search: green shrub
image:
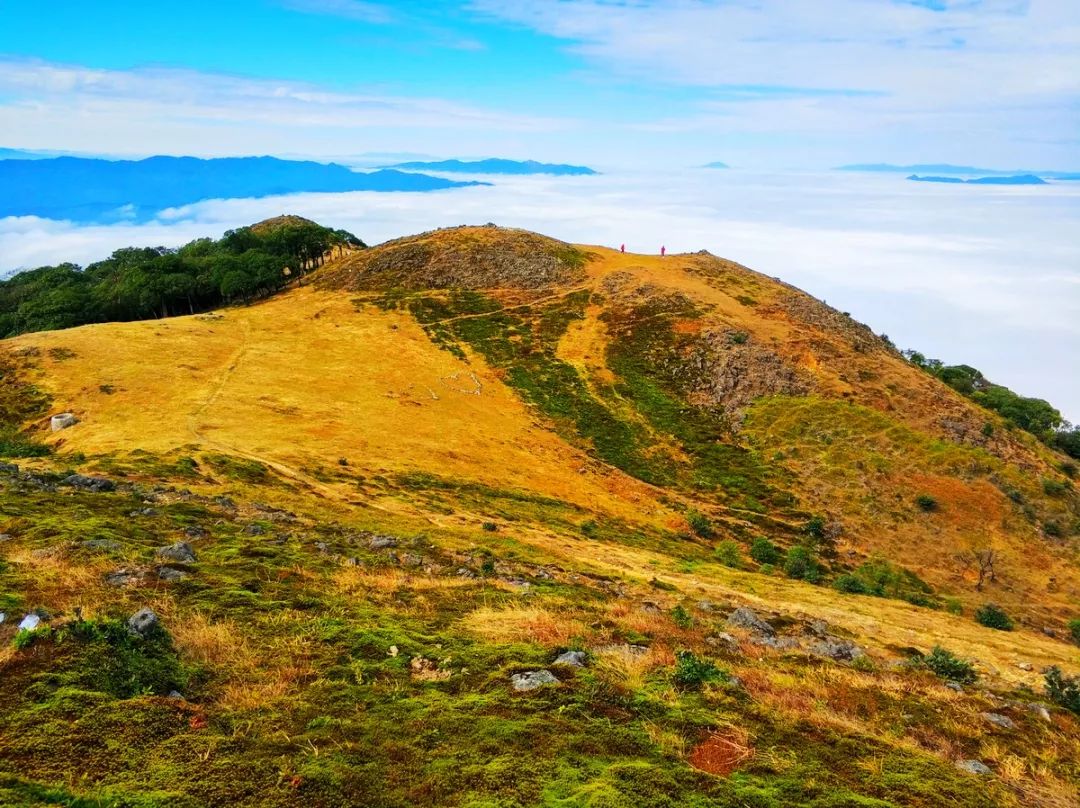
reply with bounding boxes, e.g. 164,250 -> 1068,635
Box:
686,509 -> 713,539
713,540 -> 742,568
944,598 -> 964,616
1044,666 -> 1080,715
12,626 -> 51,650
1068,619 -> 1080,646
923,646 -> 977,684
1061,461 -> 1078,479
783,546 -> 822,583
0,428 -> 51,458
975,603 -> 1013,631
915,494 -> 939,512
833,574 -> 869,595
981,422 -> 994,437
580,519 -> 598,537
1042,478 -> 1068,497
749,536 -> 781,566
1043,520 -> 1065,538
672,651 -> 723,688
481,522 -> 498,532
804,516 -> 827,542
670,605 -> 693,629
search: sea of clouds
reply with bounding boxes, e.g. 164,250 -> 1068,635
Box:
2,170 -> 1078,420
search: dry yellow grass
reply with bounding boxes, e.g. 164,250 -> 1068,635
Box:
459,604 -> 586,646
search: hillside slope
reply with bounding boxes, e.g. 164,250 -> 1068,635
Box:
1,223 -> 1078,807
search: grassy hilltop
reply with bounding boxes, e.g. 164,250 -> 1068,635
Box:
0,222 -> 1078,807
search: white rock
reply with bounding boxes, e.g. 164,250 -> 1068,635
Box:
18,614 -> 41,631
50,413 -> 78,432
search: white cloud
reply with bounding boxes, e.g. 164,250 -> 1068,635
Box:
0,58 -> 572,158
3,170 -> 1078,417
469,0 -> 1080,166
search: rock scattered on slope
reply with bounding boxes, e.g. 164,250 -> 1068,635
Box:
156,542 -> 196,563
982,712 -> 1016,731
956,760 -> 992,776
17,614 -> 41,631
808,637 -> 865,661
105,568 -> 147,587
511,670 -> 559,691
50,413 -> 78,431
554,650 -> 587,667
127,608 -> 159,637
62,474 -> 115,493
726,607 -> 774,636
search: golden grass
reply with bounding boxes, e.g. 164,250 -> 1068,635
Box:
459,605 -> 586,646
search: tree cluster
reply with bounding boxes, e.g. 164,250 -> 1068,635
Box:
902,350 -> 1080,460
0,220 -> 364,337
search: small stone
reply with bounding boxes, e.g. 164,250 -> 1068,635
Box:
158,567 -> 189,582
0,463 -> 19,475
244,524 -> 266,536
17,614 -> 41,631
79,539 -> 121,552
184,526 -> 208,539
314,541 -> 330,553
982,712 -> 1016,731
0,533 -> 12,542
156,542 -> 196,563
705,633 -> 741,653
945,681 -> 964,692
105,568 -> 145,587
50,413 -> 78,431
400,552 -> 424,567
1016,661 -> 1034,671
0,612 -> 5,624
167,690 -> 185,700
369,536 -> 398,550
956,760 -> 992,776
808,637 -> 865,661
807,619 -> 829,637
62,474 -> 115,492
1026,703 -> 1052,722
511,670 -> 559,691
554,650 -> 587,667
388,645 -> 399,658
343,557 -> 361,566
127,607 -> 159,637
726,606 -> 774,636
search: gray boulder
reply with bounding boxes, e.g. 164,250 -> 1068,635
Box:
369,536 -> 398,550
0,463 -> 19,475
105,568 -> 146,587
705,633 -> 741,653
158,567 -> 189,582
511,670 -> 559,691
554,650 -> 587,667
79,539 -> 121,552
726,607 -> 774,635
808,637 -> 865,661
127,608 -> 160,637
956,760 -> 992,776
156,541 -> 196,563
62,474 -> 115,493
982,712 -> 1016,731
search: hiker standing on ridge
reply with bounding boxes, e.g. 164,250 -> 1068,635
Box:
660,245 -> 666,257
620,243 -> 625,253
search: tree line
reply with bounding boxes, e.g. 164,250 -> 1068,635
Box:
0,219 -> 364,337
903,350 -> 1080,461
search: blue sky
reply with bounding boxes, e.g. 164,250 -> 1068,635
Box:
1,0 -> 1077,168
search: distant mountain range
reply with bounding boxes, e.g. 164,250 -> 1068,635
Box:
0,155 -> 487,222
837,163 -> 1080,180
907,174 -> 1048,186
702,162 -> 730,169
385,158 -> 597,176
